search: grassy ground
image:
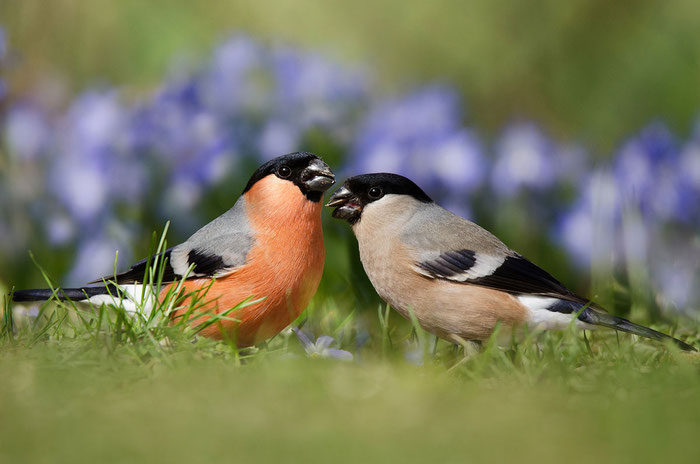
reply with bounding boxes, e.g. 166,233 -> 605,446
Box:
2,284 -> 699,463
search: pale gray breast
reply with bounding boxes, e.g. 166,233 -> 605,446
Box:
352,195 -> 421,306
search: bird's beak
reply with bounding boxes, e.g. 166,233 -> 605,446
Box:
302,159 -> 335,192
325,185 -> 352,207
326,185 -> 362,222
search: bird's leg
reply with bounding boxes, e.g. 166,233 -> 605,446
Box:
446,335 -> 483,372
432,335 -> 439,357
448,334 -> 482,358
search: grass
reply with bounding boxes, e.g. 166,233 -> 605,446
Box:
1,345 -> 699,463
2,244 -> 699,463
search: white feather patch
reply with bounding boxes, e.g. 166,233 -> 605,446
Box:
413,253 -> 505,281
455,253 -> 505,281
518,295 -> 596,330
86,284 -> 156,315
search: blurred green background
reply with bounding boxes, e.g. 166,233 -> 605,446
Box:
3,0 -> 700,152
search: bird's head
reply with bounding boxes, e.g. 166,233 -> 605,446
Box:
326,173 -> 433,225
243,152 -> 335,203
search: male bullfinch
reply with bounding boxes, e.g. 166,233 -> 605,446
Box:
13,152 -> 335,347
327,173 -> 696,351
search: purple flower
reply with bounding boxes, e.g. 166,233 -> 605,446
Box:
679,140 -> 700,191
66,236 -> 125,285
257,119 -> 300,161
271,46 -> 369,130
3,103 -> 51,160
555,201 -> 594,267
649,239 -> 700,312
354,86 -> 461,147
348,86 -> 487,216
491,122 -> 557,196
678,133 -> 700,222
48,92 -> 119,222
555,143 -> 590,184
201,36 -> 271,116
554,170 -> 622,267
132,79 -> 239,212
613,122 -> 693,222
45,213 -> 76,245
0,27 -> 6,62
293,328 -> 354,361
50,157 -> 109,222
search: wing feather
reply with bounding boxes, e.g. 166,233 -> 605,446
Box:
415,251 -> 593,311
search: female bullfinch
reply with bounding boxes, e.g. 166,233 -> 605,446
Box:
13,152 -> 335,347
327,173 -> 696,351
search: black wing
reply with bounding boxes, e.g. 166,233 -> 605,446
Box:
185,249 -> 228,277
89,248 -> 180,285
416,250 -> 697,351
89,246 -> 235,285
418,250 -> 576,299
470,254 -> 572,297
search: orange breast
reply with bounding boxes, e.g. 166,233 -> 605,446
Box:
163,176 -> 325,347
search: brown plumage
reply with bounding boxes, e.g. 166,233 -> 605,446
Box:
328,173 -> 696,351
353,197 -> 528,341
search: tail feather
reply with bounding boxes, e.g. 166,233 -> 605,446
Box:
582,309 -> 696,352
12,286 -> 113,303
11,284 -> 153,315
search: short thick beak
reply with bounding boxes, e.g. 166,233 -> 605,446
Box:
302,159 -> 335,192
326,185 -> 362,222
325,185 -> 352,207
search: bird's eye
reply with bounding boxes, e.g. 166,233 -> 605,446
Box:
368,186 -> 383,200
278,165 -> 292,178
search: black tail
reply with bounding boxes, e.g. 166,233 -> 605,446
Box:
582,308 -> 696,352
12,286 -> 113,303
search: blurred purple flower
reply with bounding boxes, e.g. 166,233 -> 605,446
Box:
46,213 -> 76,246
0,26 -> 7,62
678,131 -> 700,222
348,86 -> 486,215
5,31 -> 700,315
66,236 -> 124,284
554,144 -> 590,184
679,140 -> 700,191
0,26 -> 6,100
555,170 -> 621,267
613,122 -> 693,222
556,201 -> 593,267
355,86 -> 460,146
257,118 -> 300,161
650,239 -> 700,312
49,91 -> 126,222
293,328 -> 354,361
132,78 -> 239,213
201,36 -> 271,116
3,103 -> 51,160
271,46 -> 369,130
491,122 -> 557,196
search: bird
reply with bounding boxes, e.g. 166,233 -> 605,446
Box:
12,152 -> 335,347
326,172 -> 696,352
